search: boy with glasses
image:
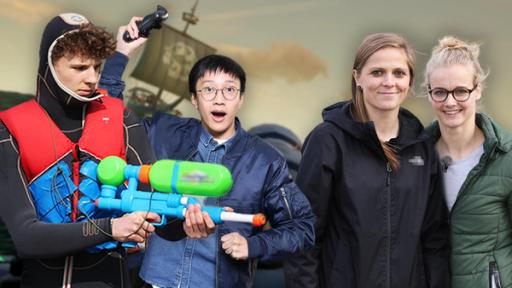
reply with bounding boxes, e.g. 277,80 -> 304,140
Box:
100,54 -> 315,288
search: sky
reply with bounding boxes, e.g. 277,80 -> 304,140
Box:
1,0 -> 512,141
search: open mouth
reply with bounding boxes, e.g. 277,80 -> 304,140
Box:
211,111 -> 227,121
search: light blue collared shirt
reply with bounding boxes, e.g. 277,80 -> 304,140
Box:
144,127 -> 236,288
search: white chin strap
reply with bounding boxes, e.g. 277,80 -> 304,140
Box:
47,32 -> 104,103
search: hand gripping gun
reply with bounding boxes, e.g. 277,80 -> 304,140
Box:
95,156 -> 266,227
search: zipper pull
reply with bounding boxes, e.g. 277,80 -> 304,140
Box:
386,162 -> 391,186
489,261 -> 502,288
280,188 -> 293,219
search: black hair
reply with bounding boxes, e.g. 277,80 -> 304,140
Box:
188,54 -> 246,95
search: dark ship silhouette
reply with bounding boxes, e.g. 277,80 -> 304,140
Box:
126,0 -> 216,117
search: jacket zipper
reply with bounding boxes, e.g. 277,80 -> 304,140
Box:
489,261 -> 502,288
280,187 -> 293,219
386,162 -> 392,288
450,146 -> 494,215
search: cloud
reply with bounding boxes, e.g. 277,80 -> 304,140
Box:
238,76 -> 340,141
216,42 -> 328,83
0,0 -> 59,24
202,1 -> 316,21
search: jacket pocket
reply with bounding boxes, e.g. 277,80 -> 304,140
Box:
489,261 -> 502,288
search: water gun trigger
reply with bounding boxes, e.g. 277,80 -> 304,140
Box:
150,215 -> 167,227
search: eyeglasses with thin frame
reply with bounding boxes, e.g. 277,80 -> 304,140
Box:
427,84 -> 478,102
196,86 -> 241,101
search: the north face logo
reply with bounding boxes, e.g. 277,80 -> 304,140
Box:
408,156 -> 424,166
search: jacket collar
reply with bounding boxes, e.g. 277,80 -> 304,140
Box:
198,125 -> 237,153
322,101 -> 428,150
426,113 -> 512,155
187,117 -> 247,161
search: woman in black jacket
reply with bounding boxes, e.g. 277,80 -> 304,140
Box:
288,33 -> 450,288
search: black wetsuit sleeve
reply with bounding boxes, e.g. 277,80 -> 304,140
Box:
123,108 -> 155,165
0,123 -> 113,259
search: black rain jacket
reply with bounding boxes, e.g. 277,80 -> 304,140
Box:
289,101 -> 450,288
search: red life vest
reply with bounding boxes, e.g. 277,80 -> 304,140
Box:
0,96 -> 126,183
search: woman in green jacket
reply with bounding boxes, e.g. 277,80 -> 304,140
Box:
425,35 -> 512,287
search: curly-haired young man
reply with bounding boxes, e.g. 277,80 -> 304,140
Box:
0,13 -> 188,287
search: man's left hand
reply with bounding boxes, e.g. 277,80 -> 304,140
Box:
115,16 -> 147,56
221,232 -> 248,260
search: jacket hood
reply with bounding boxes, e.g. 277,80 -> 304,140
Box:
322,101 -> 428,148
37,13 -> 104,107
478,113 -> 512,153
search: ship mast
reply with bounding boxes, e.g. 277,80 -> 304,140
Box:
155,0 -> 200,110
182,0 -> 199,34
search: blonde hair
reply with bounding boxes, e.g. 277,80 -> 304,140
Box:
424,36 -> 488,90
351,33 -> 415,171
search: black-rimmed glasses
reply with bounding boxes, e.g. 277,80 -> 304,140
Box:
196,86 -> 240,101
428,85 -> 478,102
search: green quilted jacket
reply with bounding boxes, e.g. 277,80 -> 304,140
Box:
428,113 -> 512,288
